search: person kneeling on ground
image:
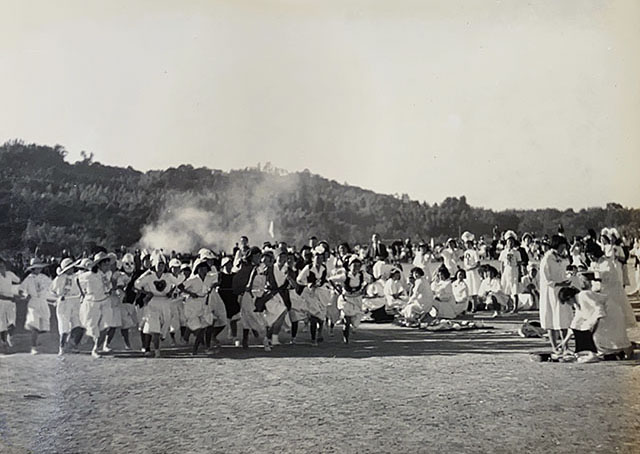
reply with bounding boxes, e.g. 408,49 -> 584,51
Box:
558,286 -> 634,361
399,267 -> 435,327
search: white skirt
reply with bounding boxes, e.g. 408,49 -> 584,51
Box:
400,301 -> 426,320
167,298 -> 185,333
289,291 -> 308,323
337,294 -> 363,327
25,298 -> 51,332
501,269 -> 520,296
240,292 -> 266,336
140,297 -> 172,336
302,288 -> 326,320
80,298 -> 108,339
0,299 -> 16,332
465,269 -> 482,296
264,294 -> 287,327
539,287 -> 572,330
56,297 -> 82,334
184,298 -> 213,331
208,291 -> 228,328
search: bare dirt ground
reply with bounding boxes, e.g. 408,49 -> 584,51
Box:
1,310 -> 639,454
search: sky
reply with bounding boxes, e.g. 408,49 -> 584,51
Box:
1,0 -> 639,210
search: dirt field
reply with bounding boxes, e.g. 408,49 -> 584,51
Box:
0,312 -> 639,454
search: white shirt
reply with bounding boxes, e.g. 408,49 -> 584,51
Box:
463,248 -> 480,271
134,270 -> 180,297
452,279 -> 469,303
182,275 -> 210,299
383,279 -> 404,304
0,271 -> 20,299
20,273 -> 53,303
77,270 -> 110,301
51,273 -> 83,302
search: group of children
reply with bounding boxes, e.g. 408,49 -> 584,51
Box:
0,227 -> 636,362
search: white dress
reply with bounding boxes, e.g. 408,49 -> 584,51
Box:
432,280 -> 457,319
452,279 -> 469,315
478,277 -> 510,310
593,257 -> 637,329
0,271 -> 19,332
77,270 -> 110,338
182,275 -> 214,331
336,272 -> 368,327
135,270 -> 180,336
539,250 -> 572,330
572,290 -> 631,355
50,272 -> 83,334
462,248 -> 482,296
400,278 -> 435,320
296,264 -> 328,320
383,278 -> 408,311
441,248 -> 460,276
20,273 -> 53,332
498,247 -> 521,296
204,270 -> 228,328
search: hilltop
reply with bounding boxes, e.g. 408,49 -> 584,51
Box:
1,140 -> 638,254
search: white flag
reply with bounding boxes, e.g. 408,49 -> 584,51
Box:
268,220 -> 275,239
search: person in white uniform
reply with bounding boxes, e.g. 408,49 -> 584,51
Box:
400,267 -> 436,324
538,235 -> 572,353
461,231 -> 481,312
50,258 -> 84,355
441,239 -> 461,277
296,249 -> 329,346
20,258 -> 54,355
331,256 -> 369,344
134,252 -> 180,357
0,257 -> 20,352
498,231 -> 522,312
181,258 -> 215,355
77,252 -> 113,358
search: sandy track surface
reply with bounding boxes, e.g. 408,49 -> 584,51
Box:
0,313 -> 639,454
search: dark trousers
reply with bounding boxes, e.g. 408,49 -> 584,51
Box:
573,329 -> 597,353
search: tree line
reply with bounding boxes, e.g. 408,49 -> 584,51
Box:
1,140 -> 638,255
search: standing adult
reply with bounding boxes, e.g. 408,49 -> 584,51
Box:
539,235 -> 572,352
367,233 -> 389,262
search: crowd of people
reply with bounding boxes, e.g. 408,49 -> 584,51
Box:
0,227 -> 637,362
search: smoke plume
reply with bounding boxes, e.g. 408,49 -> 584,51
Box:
139,170 -> 300,254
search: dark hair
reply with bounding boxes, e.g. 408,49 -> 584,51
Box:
338,242 -> 352,253
438,266 -> 451,280
558,286 -> 580,303
484,265 -> 499,278
409,267 -> 425,277
550,234 -> 568,251
456,269 -> 466,279
585,241 -> 604,259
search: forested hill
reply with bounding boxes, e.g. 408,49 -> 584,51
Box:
1,141 -> 638,255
